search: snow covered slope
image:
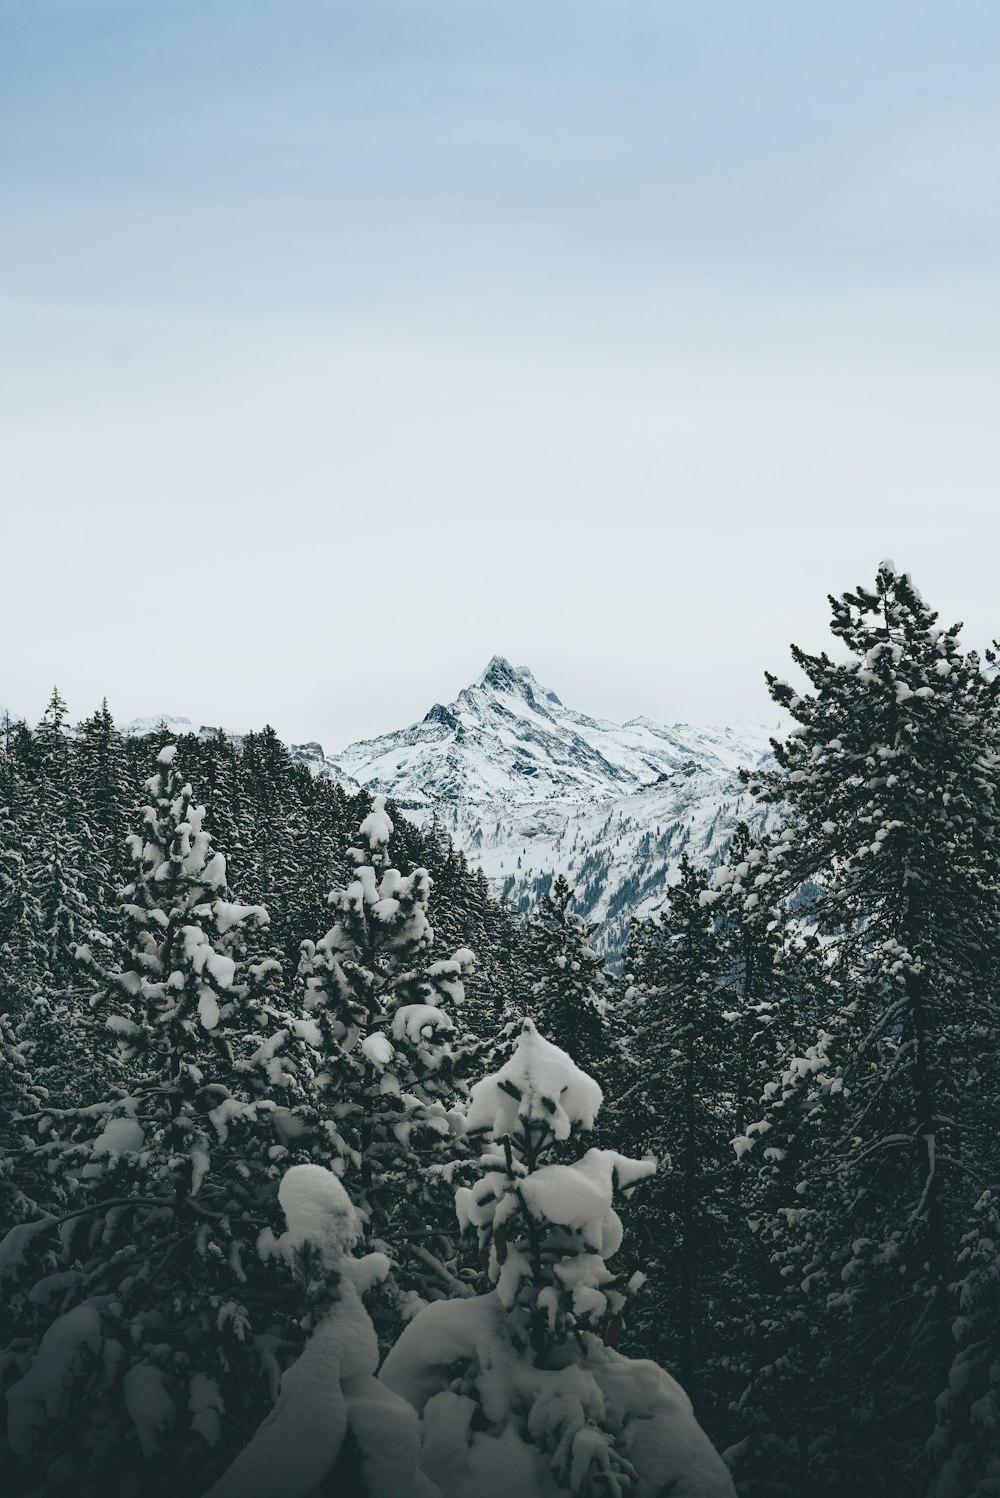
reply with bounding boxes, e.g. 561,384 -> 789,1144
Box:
320,659 -> 781,954
122,714 -> 198,736
328,656 -> 775,810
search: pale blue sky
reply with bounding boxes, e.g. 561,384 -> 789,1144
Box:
3,1 -> 999,746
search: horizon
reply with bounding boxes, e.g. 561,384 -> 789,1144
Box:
4,649 -> 791,753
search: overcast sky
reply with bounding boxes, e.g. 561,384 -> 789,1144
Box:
3,1 -> 999,748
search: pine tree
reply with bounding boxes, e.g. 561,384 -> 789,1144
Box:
0,743 -> 339,1495
0,801 -> 45,1013
702,823 -> 826,1494
738,561 -> 1000,1493
379,1019 -> 737,1497
74,700 -> 133,901
297,793 -> 476,1329
202,1164 -> 427,1498
928,1185 -> 1000,1498
617,855 -> 732,1419
28,689 -> 103,984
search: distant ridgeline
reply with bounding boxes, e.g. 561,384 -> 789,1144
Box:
3,562 -> 1000,1498
291,656 -> 782,957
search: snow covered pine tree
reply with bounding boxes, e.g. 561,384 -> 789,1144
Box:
380,1019 -> 736,1497
296,793 -> 476,1333
617,855 -> 735,1430
734,561 -> 1000,1494
203,1163 -> 435,1498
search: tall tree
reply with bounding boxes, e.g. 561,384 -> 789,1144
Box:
738,561 -> 1000,1494
297,794 -> 476,1331
380,1019 -> 736,1497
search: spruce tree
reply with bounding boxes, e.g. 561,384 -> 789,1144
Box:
738,561 -> 1000,1493
297,793 -> 476,1329
74,700 -> 133,901
618,855 -> 732,1419
928,1185 -> 1000,1498
380,1019 -> 737,1497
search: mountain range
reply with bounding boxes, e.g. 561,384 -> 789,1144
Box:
295,656 -> 781,955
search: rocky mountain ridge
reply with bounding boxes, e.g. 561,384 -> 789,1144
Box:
309,657 -> 781,954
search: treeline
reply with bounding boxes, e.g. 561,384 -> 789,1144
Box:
2,561 -> 1000,1497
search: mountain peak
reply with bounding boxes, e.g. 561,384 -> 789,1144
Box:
475,656 -> 562,706
477,655 -> 520,690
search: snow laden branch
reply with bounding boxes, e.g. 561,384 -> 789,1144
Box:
380,1020 -> 736,1498
205,1164 -> 433,1498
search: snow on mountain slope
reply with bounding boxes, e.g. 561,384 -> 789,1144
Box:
329,656 -> 776,810
436,761 -> 771,956
122,714 -> 199,736
323,658 -> 782,954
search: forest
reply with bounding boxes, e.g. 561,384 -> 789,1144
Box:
2,561 -> 999,1498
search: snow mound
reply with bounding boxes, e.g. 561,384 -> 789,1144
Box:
207,1163 -> 433,1498
466,1019 -> 602,1140
277,1162 -> 360,1267
380,1293 -> 736,1498
5,1303 -> 104,1455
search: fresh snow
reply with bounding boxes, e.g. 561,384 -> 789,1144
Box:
122,1363 -> 176,1458
380,1293 -> 736,1498
5,1304 -> 104,1455
465,1019 -> 603,1141
206,1164 -> 434,1498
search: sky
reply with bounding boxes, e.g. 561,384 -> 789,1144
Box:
3,0 -> 1000,749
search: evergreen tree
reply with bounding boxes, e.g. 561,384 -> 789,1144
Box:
27,689 -> 103,984
202,1165 -> 428,1498
0,802 -> 45,1013
703,824 -> 826,1495
929,1185 -> 1000,1498
525,873 -> 611,1086
0,744 -> 336,1496
297,794 -> 476,1329
380,1019 -> 736,1497
618,856 -> 732,1420
737,561 -> 1000,1494
74,700 -> 133,900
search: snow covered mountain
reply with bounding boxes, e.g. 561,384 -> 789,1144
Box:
316,657 -> 781,955
104,661 -> 781,954
328,656 -> 775,809
122,714 -> 201,737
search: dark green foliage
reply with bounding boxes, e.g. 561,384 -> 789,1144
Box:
0,719 -> 525,1496
615,856 -> 732,1425
524,873 -> 612,1086
733,563 -> 1000,1496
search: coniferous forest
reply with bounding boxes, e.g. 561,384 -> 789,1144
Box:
3,562 -> 1000,1497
